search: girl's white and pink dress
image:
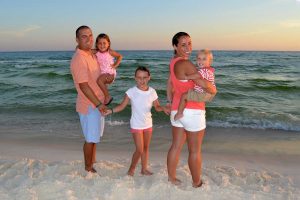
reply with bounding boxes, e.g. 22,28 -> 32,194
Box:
96,51 -> 116,77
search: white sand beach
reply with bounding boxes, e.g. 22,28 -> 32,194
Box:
1,125 -> 300,200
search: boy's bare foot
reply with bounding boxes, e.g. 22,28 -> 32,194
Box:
141,169 -> 153,176
174,113 -> 183,121
168,177 -> 182,185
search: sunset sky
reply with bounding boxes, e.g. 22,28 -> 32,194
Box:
1,0 -> 300,51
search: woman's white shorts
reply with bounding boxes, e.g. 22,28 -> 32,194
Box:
170,109 -> 206,132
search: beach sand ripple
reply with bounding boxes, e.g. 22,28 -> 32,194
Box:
0,157 -> 299,200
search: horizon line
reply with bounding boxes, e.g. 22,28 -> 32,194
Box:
1,49 -> 300,53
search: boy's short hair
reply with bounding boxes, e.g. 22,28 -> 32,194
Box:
198,49 -> 213,64
135,66 -> 150,76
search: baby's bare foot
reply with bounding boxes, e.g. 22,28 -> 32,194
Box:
174,113 -> 183,121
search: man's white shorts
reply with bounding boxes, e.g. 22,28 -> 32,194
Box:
79,106 -> 104,143
170,109 -> 206,132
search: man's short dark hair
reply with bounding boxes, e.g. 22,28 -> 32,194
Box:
76,25 -> 90,38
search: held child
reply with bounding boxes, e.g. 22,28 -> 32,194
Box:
104,66 -> 169,176
95,33 -> 123,105
174,49 -> 217,121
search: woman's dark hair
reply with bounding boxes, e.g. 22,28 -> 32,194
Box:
95,33 -> 111,51
135,66 -> 150,77
172,32 -> 190,54
76,25 -> 90,38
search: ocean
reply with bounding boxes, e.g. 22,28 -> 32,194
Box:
0,50 -> 299,133
1,50 -> 300,199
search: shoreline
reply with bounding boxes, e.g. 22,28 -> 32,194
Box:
2,125 -> 300,155
1,126 -> 300,182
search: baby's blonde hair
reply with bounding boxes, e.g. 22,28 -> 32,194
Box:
198,49 -> 213,65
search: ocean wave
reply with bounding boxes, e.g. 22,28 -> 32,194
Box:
117,76 -> 133,81
121,59 -> 137,64
105,120 -> 128,126
217,64 -> 256,68
208,116 -> 300,132
216,91 -> 248,99
252,84 -> 299,92
48,55 -> 72,60
23,71 -> 73,80
249,78 -> 293,83
35,63 -> 68,68
0,82 -> 36,92
0,104 -> 75,114
1,59 -> 66,64
206,107 -> 300,131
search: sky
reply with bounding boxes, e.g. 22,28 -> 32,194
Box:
0,0 -> 300,51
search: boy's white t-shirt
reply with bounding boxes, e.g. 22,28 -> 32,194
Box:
126,86 -> 158,129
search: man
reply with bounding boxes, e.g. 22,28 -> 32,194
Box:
70,25 -> 106,173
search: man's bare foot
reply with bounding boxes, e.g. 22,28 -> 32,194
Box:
85,167 -> 97,173
141,169 -> 153,176
168,177 -> 182,185
174,113 -> 183,121
192,180 -> 203,188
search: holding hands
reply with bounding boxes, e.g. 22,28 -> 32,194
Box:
162,104 -> 171,115
102,108 -> 113,116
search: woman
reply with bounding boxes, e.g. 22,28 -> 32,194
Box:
166,32 -> 217,187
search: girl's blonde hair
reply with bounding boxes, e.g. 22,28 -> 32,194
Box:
198,49 -> 213,65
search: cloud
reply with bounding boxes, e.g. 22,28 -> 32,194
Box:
280,20 -> 300,28
0,25 -> 41,37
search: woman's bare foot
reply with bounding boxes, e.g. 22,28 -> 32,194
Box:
192,180 -> 203,188
141,169 -> 153,176
85,167 -> 97,173
168,177 -> 182,185
174,113 -> 183,121
127,165 -> 136,176
127,169 -> 135,176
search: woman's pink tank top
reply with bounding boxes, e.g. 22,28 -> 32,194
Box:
170,57 -> 205,111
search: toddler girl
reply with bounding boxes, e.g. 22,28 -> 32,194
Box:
95,33 -> 123,105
